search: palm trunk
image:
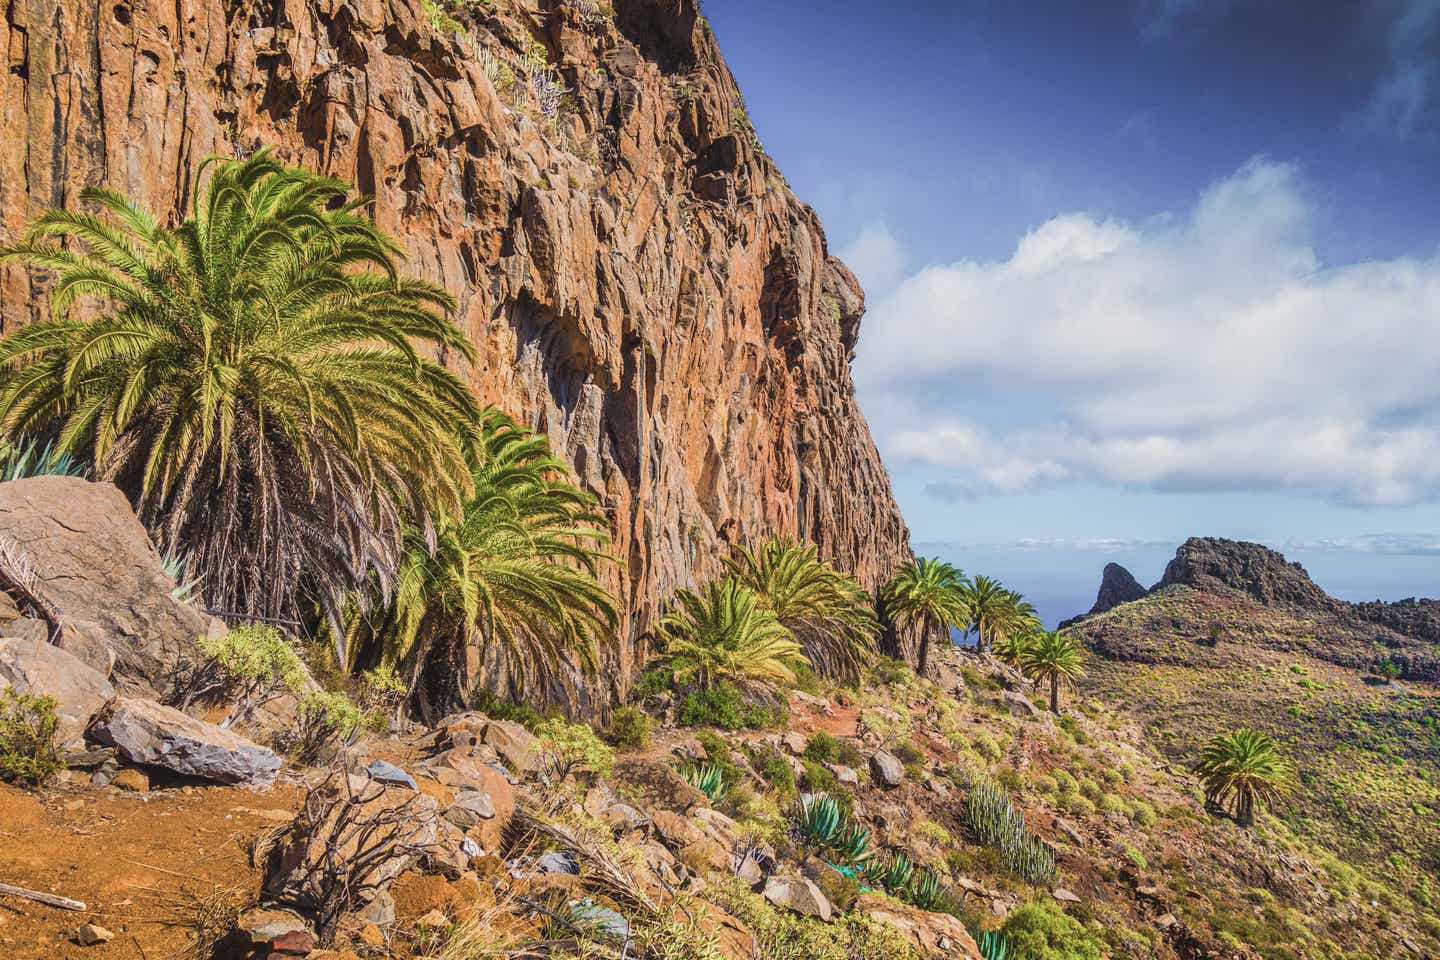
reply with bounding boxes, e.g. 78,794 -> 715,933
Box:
1049,673 -> 1059,714
1237,793 -> 1255,828
918,613 -> 933,676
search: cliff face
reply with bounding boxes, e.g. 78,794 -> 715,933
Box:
1155,537 -> 1335,611
0,0 -> 912,692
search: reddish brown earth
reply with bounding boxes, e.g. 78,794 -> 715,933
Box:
0,0 -> 914,695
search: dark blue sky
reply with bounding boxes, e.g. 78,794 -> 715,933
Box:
706,1 -> 1440,620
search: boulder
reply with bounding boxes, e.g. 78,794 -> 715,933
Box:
89,697 -> 281,787
651,809 -> 704,849
827,763 -> 859,786
0,477 -> 224,694
1001,689 -> 1046,720
869,749 -> 904,788
854,893 -> 983,958
762,875 -> 832,921
479,720 -> 539,773
0,635 -> 114,746
614,758 -> 707,812
365,759 -> 417,790
781,730 -> 808,754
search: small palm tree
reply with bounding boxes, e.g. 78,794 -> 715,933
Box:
723,538 -> 879,683
991,629 -> 1033,667
349,409 -> 618,717
1197,728 -> 1295,828
0,150 -> 476,627
1017,630 -> 1085,714
658,577 -> 808,691
883,558 -> 970,675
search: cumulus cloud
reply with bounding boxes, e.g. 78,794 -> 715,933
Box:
854,158 -> 1440,506
1280,534 -> 1440,556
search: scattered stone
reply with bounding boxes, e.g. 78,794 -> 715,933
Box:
233,908 -> 310,945
614,758 -> 706,813
762,875 -> 832,921
569,898 -> 630,942
869,749 -> 904,788
1052,887 -> 1082,903
1054,816 -> 1084,846
110,767 -> 150,792
366,759 -> 417,790
479,720 -> 539,773
651,809 -> 704,848
0,636 -> 115,746
854,893 -> 982,957
415,909 -> 449,927
537,851 -> 580,874
89,697 -> 281,787
75,923 -> 113,946
679,838 -> 730,873
827,763 -> 859,785
781,730 -> 808,754
601,802 -> 647,833
1001,690 -> 1045,720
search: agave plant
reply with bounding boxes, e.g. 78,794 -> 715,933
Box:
795,792 -> 845,846
964,775 -> 1057,885
680,761 -> 729,804
975,930 -> 1010,960
0,436 -> 86,481
864,850 -> 915,892
832,819 -> 874,865
161,550 -> 201,604
905,866 -> 945,910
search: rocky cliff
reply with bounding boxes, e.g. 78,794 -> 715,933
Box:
0,0 -> 913,691
1154,537 -> 1336,611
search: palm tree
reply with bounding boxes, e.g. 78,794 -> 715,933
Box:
348,409 -> 618,717
882,558 -> 970,675
0,150 -> 476,628
1197,728 -> 1295,828
1017,630 -> 1085,714
990,629 -> 1032,667
963,575 -> 1018,654
723,538 -> 879,683
658,577 -> 808,691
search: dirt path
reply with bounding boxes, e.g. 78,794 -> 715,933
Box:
0,776 -> 300,959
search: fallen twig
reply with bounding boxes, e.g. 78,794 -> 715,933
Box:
0,882 -> 87,912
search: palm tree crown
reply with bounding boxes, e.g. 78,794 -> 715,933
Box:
658,577 -> 808,691
0,150 -> 477,625
1017,630 -> 1085,714
723,538 -> 879,683
883,558 -> 970,675
350,409 -> 618,717
1197,728 -> 1295,828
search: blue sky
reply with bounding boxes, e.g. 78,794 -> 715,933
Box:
706,0 -> 1440,622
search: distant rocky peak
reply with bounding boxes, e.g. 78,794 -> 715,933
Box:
1155,537 -> 1335,610
1089,562 -> 1148,615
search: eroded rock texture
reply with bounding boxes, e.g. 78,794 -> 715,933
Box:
0,0 -> 912,695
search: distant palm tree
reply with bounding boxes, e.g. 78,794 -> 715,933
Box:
658,577 -> 808,691
723,538 -> 879,683
990,629 -> 1032,667
883,558 -> 970,675
963,575 -> 1019,654
1017,630 -> 1085,714
1197,728 -> 1295,828
349,409 -> 618,716
0,150 -> 477,627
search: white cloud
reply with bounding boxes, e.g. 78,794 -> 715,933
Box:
1280,534 -> 1440,556
1360,0 -> 1440,140
837,222 -> 908,298
854,158 -> 1440,506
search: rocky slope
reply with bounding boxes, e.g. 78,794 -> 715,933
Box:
0,0 -> 912,692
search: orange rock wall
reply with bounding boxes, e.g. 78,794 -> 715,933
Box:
0,0 -> 913,694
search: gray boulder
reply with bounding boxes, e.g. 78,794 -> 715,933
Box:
762,875 -> 833,921
0,477 -> 224,694
869,749 -> 904,788
0,635 -> 114,746
89,697 -> 281,787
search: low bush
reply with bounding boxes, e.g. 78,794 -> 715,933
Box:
744,741 -> 797,797
1001,901 -> 1105,960
972,731 -> 1004,761
803,731 -> 838,763
0,687 -> 62,785
356,664 -> 406,733
289,691 -> 363,764
473,689 -> 548,733
605,705 -> 652,748
712,875 -> 919,960
679,682 -> 786,730
176,624 -> 308,724
535,717 -> 615,781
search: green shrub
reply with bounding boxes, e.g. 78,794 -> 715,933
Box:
972,731 -> 1004,761
605,705 -> 652,748
834,738 -> 865,768
1097,793 -> 1127,816
290,691 -> 363,764
632,666 -> 675,699
711,875 -> 919,960
1129,800 -> 1158,828
892,739 -> 927,777
745,741 -> 796,797
679,682 -> 786,730
871,657 -> 913,687
186,624 -> 308,723
799,760 -> 854,813
1001,901 -> 1104,960
803,731 -> 838,763
1051,770 -> 1078,795
0,688 -> 62,785
535,717 -> 615,780
357,664 -> 406,732
473,689 -> 548,733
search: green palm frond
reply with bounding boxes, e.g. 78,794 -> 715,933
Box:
1017,630 -> 1085,714
1197,728 -> 1295,828
723,538 -> 879,684
658,577 -> 808,692
882,557 -> 970,674
0,149 -> 478,633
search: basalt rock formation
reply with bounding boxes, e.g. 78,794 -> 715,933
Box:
1154,537 -> 1336,611
0,0 -> 913,695
1088,561 -> 1147,616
